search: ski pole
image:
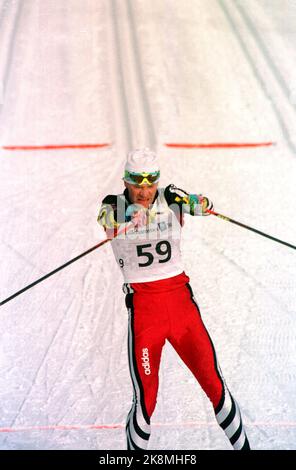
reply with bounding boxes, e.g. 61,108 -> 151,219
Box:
0,223 -> 133,307
206,209 -> 296,251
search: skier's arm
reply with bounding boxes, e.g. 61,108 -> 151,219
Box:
97,195 -> 129,239
97,194 -> 147,238
164,184 -> 213,216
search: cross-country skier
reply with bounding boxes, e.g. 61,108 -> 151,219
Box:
97,148 -> 250,450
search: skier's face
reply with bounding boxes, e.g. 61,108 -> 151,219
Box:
125,181 -> 158,208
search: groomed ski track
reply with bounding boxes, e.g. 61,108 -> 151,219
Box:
0,0 -> 296,450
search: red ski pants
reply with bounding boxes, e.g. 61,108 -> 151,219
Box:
124,273 -> 224,447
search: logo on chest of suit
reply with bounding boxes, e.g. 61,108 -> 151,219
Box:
141,348 -> 151,375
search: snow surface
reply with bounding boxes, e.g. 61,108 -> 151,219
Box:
0,0 -> 296,450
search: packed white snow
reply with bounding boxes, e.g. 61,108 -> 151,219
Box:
0,0 -> 295,450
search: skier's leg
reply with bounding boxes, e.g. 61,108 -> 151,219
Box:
125,292 -> 166,450
168,283 -> 250,450
214,385 -> 250,450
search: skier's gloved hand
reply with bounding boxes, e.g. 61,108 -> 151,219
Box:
126,204 -> 154,228
189,194 -> 213,216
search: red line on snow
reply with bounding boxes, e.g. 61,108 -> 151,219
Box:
0,421 -> 295,434
0,424 -> 124,433
1,142 -> 275,151
2,143 -> 111,151
165,142 -> 275,149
